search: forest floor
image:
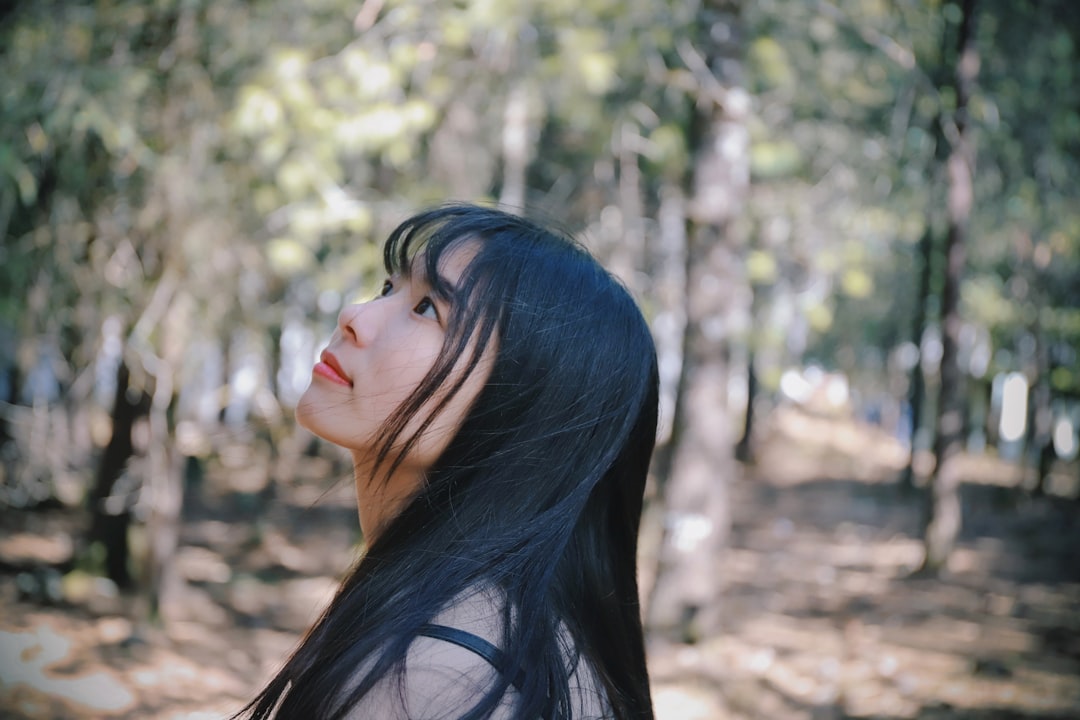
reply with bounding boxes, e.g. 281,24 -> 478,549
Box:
1,406 -> 1078,719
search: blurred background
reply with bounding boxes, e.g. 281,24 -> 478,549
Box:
1,0 -> 1078,717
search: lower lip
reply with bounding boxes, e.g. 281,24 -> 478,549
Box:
313,362 -> 352,387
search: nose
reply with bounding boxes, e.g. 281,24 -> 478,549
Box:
337,299 -> 385,346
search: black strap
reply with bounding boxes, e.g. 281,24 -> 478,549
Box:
416,623 -> 526,691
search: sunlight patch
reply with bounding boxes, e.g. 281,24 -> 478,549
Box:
0,624 -> 134,714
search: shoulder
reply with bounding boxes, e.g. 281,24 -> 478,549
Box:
407,585 -> 516,716
339,642 -> 516,720
418,588 -> 613,718
429,584 -> 508,640
402,631 -> 517,719
339,637 -> 517,720
341,587 -> 516,720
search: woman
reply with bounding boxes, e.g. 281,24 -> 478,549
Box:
237,204 -> 658,720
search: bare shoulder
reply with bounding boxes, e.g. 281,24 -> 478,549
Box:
404,585 -> 516,718
339,587 -> 513,720
339,633 -> 516,720
341,587 -> 608,719
403,632 -> 517,719
428,583 -> 508,642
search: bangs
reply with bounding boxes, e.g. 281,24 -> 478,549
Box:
382,209 -> 486,306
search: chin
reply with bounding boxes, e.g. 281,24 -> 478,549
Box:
294,389 -> 320,435
294,395 -> 364,453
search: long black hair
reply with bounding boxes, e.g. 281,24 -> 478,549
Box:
238,204 -> 658,720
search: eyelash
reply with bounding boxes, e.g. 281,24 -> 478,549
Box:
379,279 -> 439,321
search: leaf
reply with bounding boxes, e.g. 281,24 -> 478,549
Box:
750,140 -> 801,179
267,237 -> 316,276
840,269 -> 873,299
747,250 -> 778,285
9,158 -> 37,205
806,302 -> 833,333
748,37 -> 794,91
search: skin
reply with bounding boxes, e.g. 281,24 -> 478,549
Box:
296,244 -> 492,541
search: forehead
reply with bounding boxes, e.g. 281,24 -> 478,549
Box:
410,238 -> 480,288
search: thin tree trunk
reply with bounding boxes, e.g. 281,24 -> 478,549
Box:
901,14 -> 956,494
498,85 -> 531,212
900,225 -> 934,492
650,183 -> 690,452
607,121 -> 647,289
141,374 -> 183,625
1028,328 -> 1054,496
920,0 -> 979,575
735,349 -> 757,463
137,279 -> 191,625
88,358 -> 150,589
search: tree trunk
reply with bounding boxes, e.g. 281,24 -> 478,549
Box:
135,280 -> 190,625
735,349 -> 757,463
1028,329 -> 1054,496
88,358 -> 150,589
607,121 -> 647,289
141,377 -> 184,624
647,0 -> 748,642
650,182 -> 690,451
901,8 -> 958,494
498,84 -> 531,212
920,0 -> 979,576
900,225 -> 934,492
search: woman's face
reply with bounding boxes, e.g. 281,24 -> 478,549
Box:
296,244 -> 490,472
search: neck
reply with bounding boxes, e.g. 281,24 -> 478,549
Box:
352,453 -> 424,542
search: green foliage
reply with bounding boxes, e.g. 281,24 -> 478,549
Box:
740,0 -> 1080,404
2,0 -> 1078,459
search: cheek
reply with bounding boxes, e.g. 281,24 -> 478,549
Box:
407,349 -> 494,453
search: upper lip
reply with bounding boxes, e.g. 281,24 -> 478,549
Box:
320,349 -> 352,385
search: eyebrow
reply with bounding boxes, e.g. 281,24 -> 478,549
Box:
404,253 -> 460,302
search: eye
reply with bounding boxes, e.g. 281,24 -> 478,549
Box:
379,279 -> 393,297
413,297 -> 439,321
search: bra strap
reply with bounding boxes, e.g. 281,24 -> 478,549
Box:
416,623 -> 525,691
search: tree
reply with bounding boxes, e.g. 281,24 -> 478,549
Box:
0,0 -> 287,618
920,0 -> 979,576
647,0 -> 749,643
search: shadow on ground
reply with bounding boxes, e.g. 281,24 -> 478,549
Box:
2,407 -> 1079,719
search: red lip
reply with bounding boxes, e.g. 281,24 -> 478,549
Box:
315,350 -> 352,387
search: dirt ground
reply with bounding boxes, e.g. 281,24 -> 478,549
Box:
1,407 -> 1078,719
